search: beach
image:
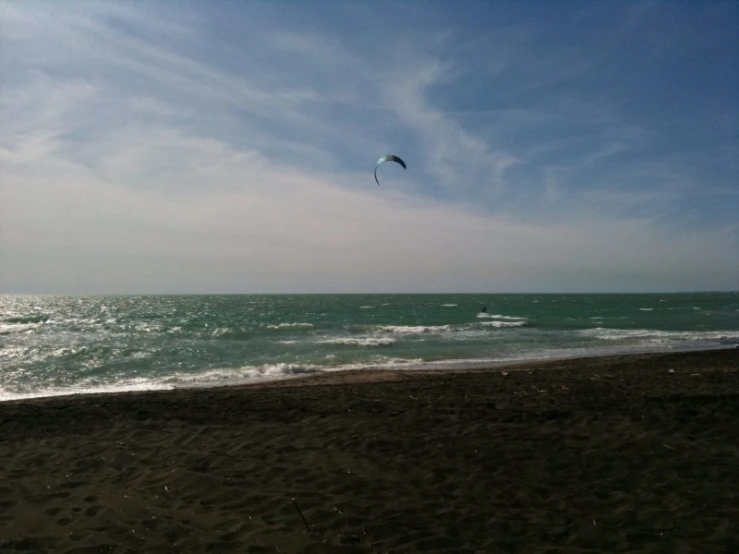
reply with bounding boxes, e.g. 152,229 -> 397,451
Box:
0,348 -> 737,553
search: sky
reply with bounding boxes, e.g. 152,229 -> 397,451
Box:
1,0 -> 737,294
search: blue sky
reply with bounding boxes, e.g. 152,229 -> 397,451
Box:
1,0 -> 737,293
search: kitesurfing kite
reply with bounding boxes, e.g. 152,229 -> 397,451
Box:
374,154 -> 406,185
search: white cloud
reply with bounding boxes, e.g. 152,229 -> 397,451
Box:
1,1 -> 736,293
380,62 -> 521,201
2,124 -> 735,293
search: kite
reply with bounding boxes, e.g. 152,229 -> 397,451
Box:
374,154 -> 406,185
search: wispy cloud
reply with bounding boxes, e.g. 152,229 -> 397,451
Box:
1,0 -> 736,293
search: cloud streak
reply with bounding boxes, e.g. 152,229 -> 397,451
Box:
1,0 -> 737,293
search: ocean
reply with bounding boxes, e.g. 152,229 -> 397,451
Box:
1,293 -> 738,401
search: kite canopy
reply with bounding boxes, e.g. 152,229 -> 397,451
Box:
374,154 -> 407,185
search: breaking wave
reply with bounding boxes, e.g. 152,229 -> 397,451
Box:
319,337 -> 396,347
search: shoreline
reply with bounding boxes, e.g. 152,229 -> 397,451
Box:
2,343 -> 736,405
235,343 -> 737,390
0,348 -> 737,553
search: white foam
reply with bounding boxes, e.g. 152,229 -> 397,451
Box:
639,308 -> 654,311
359,305 -> 373,309
378,325 -> 451,334
134,323 -> 162,333
476,313 -> 526,321
0,379 -> 174,402
479,320 -> 527,328
319,337 -> 396,347
441,304 -> 458,307
3,340 -> 735,402
0,323 -> 40,335
579,327 -> 739,343
0,345 -> 29,363
266,322 -> 314,329
167,363 -> 320,385
322,357 -> 426,371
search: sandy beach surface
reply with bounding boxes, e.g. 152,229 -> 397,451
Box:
1,348 -> 737,553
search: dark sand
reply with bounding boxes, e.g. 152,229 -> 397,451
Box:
1,349 -> 737,553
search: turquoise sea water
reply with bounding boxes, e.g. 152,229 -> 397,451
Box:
1,293 -> 738,401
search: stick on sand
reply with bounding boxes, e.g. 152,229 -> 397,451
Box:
292,497 -> 311,532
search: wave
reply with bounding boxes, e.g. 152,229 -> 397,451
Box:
378,325 -> 452,334
441,304 -> 458,307
3,338 -> 735,402
319,337 -> 396,347
265,322 -> 314,330
372,319 -> 531,335
0,314 -> 51,335
0,323 -> 41,335
3,315 -> 51,324
0,378 -> 174,402
134,323 -> 164,333
479,320 -> 527,328
166,356 -> 438,389
476,313 -> 527,321
639,308 -> 654,311
579,327 -> 739,343
210,327 -> 252,340
166,363 -> 322,386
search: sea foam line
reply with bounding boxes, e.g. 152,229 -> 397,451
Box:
377,325 -> 452,334
319,337 -> 396,347
479,321 -> 527,328
265,322 -> 314,329
476,313 -> 527,321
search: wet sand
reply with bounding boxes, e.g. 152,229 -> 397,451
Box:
0,348 -> 737,553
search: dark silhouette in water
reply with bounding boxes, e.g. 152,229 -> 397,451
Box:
480,306 -> 487,313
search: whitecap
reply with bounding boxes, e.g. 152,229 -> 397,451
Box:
167,363 -> 321,385
479,321 -> 527,328
378,325 -> 451,334
0,378 -> 174,402
579,327 -> 739,344
266,322 -> 314,329
0,323 -> 40,335
319,337 -> 396,347
476,313 -> 527,321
